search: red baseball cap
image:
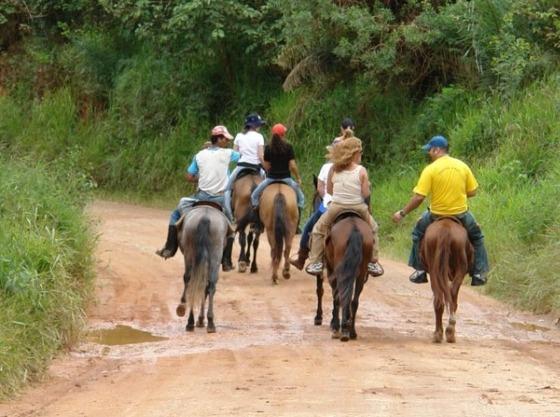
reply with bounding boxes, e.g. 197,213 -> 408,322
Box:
271,123 -> 287,137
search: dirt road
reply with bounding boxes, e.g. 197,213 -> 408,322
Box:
2,200 -> 560,417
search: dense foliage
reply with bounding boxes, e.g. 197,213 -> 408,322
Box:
0,0 -> 559,397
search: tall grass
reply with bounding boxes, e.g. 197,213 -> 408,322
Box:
0,156 -> 95,398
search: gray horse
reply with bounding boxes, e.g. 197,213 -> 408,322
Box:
175,205 -> 230,333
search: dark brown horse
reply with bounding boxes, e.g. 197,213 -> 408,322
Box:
258,183 -> 298,284
232,171 -> 263,273
323,214 -> 373,341
421,217 -> 474,343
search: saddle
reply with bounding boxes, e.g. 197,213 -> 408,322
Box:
332,209 -> 363,226
192,200 -> 224,212
236,166 -> 261,181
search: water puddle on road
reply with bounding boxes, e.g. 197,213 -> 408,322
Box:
87,325 -> 168,346
510,322 -> 550,332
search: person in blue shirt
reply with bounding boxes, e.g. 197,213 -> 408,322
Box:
156,125 -> 240,260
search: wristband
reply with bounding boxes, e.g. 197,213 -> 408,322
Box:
399,209 -> 406,217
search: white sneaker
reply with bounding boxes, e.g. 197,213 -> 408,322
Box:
305,262 -> 323,275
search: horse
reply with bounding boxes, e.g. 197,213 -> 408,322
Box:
420,217 -> 474,343
258,183 -> 298,284
175,204 -> 230,333
322,214 -> 373,341
232,170 -> 263,273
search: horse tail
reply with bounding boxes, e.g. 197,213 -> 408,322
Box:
186,217 -> 211,309
272,193 -> 287,263
335,225 -> 363,310
431,230 -> 452,312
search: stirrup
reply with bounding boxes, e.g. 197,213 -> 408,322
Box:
409,270 -> 428,284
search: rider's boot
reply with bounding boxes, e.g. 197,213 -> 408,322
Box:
289,247 -> 309,271
155,225 -> 178,259
221,235 -> 235,272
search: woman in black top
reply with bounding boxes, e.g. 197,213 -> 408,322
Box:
250,123 -> 305,210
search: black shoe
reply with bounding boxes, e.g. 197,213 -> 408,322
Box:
409,270 -> 428,284
155,225 -> 178,260
471,273 -> 487,286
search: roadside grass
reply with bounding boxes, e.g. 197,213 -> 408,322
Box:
0,157 -> 95,399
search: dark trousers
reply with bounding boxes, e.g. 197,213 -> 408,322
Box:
409,210 -> 489,276
300,208 -> 324,250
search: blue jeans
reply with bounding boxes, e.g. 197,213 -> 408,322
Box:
169,190 -> 227,224
299,208 -> 323,250
409,210 -> 489,276
250,177 -> 305,208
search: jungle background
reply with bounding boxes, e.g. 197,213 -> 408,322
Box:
0,0 -> 559,398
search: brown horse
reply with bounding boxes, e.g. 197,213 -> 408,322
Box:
421,217 -> 474,343
323,214 -> 373,341
232,171 -> 263,273
258,183 -> 298,284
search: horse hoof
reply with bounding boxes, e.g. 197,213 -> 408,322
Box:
250,266 -> 258,273
186,324 -> 195,332
314,318 -> 322,326
283,271 -> 291,280
176,304 -> 186,317
238,263 -> 247,273
331,330 -> 341,339
432,332 -> 443,343
207,325 -> 216,333
445,327 -> 456,343
222,264 -> 233,272
196,319 -> 204,328
350,332 -> 357,340
340,333 -> 350,342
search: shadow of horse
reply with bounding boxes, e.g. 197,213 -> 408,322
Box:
175,205 -> 230,333
322,214 -> 373,342
232,171 -> 263,273
259,183 -> 298,284
421,217 -> 474,343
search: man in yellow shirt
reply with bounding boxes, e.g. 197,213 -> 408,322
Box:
392,135 -> 489,286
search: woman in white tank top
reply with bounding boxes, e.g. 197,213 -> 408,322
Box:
305,130 -> 384,277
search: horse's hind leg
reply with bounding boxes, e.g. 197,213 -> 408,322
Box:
349,278 -> 365,340
445,279 -> 462,343
282,240 -> 291,280
176,269 -> 190,317
250,229 -> 260,273
315,275 -> 324,326
433,300 -> 444,343
238,230 -> 248,273
329,278 -> 341,338
206,273 -> 218,333
196,289 -> 207,328
186,309 -> 195,332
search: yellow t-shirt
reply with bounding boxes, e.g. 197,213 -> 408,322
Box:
413,155 -> 478,215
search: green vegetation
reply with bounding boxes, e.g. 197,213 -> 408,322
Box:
0,156 -> 95,398
1,0 -> 559,397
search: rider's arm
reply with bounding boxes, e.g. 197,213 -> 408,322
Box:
317,179 -> 326,198
258,144 -> 265,165
186,157 -> 199,184
360,167 -> 371,199
467,189 -> 477,198
326,166 -> 334,195
392,193 -> 425,223
289,160 -> 302,185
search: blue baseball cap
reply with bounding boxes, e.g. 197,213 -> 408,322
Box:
422,135 -> 448,152
244,113 -> 266,128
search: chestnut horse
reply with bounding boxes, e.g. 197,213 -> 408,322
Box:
232,171 -> 263,273
421,217 -> 474,343
258,183 -> 298,284
323,214 -> 373,341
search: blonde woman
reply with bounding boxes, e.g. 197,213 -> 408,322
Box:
305,130 -> 383,277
